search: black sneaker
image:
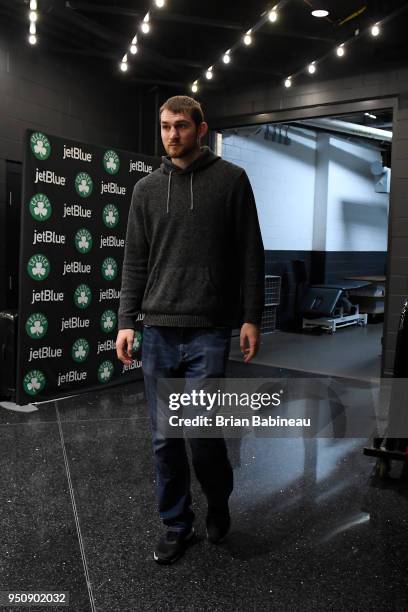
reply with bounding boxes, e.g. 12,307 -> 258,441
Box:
206,504 -> 230,544
153,527 -> 195,565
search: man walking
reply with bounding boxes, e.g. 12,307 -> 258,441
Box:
116,96 -> 264,564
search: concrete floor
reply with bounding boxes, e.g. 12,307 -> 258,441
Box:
230,323 -> 383,381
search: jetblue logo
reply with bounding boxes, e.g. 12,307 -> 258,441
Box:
35,169 -> 66,186
63,145 -> 92,162
129,160 -> 153,174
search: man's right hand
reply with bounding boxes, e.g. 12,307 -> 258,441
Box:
116,329 -> 135,365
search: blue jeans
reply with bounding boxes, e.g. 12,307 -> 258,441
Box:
141,325 -> 234,531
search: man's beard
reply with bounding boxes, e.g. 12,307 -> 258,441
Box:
166,140 -> 198,159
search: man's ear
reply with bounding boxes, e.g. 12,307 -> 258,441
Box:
198,122 -> 209,140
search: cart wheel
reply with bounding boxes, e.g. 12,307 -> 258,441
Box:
377,458 -> 391,479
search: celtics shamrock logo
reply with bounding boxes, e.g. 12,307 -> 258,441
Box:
30,132 -> 51,160
74,228 -> 93,254
25,313 -> 48,339
23,369 -> 46,396
27,254 -> 50,281
100,309 -> 117,333
75,172 -> 93,198
71,338 -> 90,363
103,204 -> 119,228
101,257 -> 118,281
133,331 -> 142,352
29,193 -> 52,221
103,150 -> 120,175
98,360 -> 114,383
74,284 -> 92,309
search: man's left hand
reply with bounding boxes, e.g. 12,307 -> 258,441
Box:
240,322 -> 261,363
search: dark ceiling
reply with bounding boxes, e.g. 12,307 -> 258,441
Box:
1,0 -> 408,94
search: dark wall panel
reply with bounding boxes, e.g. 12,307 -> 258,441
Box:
0,158 -> 6,310
325,252 -> 387,283
383,98 -> 408,374
0,30 -> 147,162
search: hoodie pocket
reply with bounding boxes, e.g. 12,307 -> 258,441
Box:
143,265 -> 223,314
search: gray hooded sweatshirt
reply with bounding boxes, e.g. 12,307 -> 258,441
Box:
118,146 -> 265,329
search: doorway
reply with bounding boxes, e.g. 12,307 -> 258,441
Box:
216,103 -> 394,381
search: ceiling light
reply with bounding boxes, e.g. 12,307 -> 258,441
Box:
206,67 -> 213,80
336,44 -> 345,57
223,51 -> 231,64
268,9 -> 278,22
243,30 -> 252,46
155,0 -> 165,7
29,10 -> 37,22
192,81 -> 198,93
130,44 -> 138,54
371,23 -> 380,37
29,0 -> 37,10
311,9 -> 329,18
28,34 -> 37,45
141,13 -> 150,34
29,22 -> 36,34
308,62 -> 316,74
120,55 -> 128,72
365,112 -> 377,119
284,77 -> 292,88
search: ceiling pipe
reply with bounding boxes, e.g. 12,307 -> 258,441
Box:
298,118 -> 392,142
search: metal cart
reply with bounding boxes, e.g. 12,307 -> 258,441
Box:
232,274 -> 281,337
261,275 -> 281,334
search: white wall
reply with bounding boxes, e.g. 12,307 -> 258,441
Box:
222,127 -> 316,251
222,126 -> 389,252
325,136 -> 389,251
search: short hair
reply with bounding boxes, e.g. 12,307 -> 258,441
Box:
159,95 -> 204,127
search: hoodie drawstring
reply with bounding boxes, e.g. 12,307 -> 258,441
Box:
166,170 -> 173,214
166,170 -> 194,213
190,172 -> 194,210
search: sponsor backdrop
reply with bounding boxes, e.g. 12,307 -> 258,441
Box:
17,130 -> 159,404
